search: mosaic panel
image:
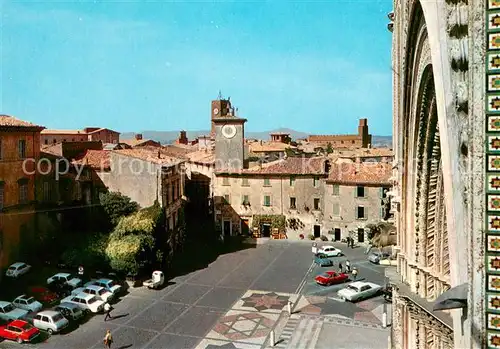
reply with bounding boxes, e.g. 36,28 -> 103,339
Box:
490,0 -> 500,11
488,94 -> 500,113
489,255 -> 500,274
488,293 -> 500,313
488,174 -> 500,192
488,2 -> 500,345
488,235 -> 500,253
489,53 -> 500,72
490,12 -> 500,32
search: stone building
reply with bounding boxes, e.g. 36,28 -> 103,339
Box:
0,115 -> 44,282
214,157 -> 329,238
323,162 -> 392,243
102,148 -> 185,233
389,0 -> 485,348
214,158 -> 391,241
307,118 -> 372,149
41,127 -> 120,145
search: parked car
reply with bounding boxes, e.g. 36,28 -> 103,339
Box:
0,320 -> 40,344
12,295 -> 43,313
315,271 -> 349,286
47,273 -> 82,289
60,294 -> 104,314
86,278 -> 122,295
337,281 -> 383,302
26,310 -> 69,335
317,245 -> 342,257
367,251 -> 391,264
53,303 -> 84,321
5,262 -> 31,278
71,285 -> 113,303
0,301 -> 29,322
314,253 -> 333,267
47,279 -> 73,298
28,287 -> 59,305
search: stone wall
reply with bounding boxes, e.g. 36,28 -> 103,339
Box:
323,183 -> 389,241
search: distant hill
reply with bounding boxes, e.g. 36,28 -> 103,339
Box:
120,129 -> 392,148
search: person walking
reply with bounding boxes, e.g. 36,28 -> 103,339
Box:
103,330 -> 113,348
338,262 -> 343,273
352,268 -> 358,280
104,303 -> 113,321
345,260 -> 351,273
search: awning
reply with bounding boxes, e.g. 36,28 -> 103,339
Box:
433,283 -> 468,311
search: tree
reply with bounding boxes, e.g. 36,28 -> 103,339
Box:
100,192 -> 139,226
105,202 -> 164,274
326,142 -> 334,154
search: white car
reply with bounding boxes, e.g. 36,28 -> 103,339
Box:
86,278 -> 122,295
61,293 -> 104,314
318,245 -> 342,257
5,262 -> 31,278
71,285 -> 113,303
29,310 -> 69,334
0,301 -> 29,321
337,281 -> 383,302
47,273 -> 82,288
12,295 -> 43,313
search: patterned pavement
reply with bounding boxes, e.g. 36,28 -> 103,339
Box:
196,290 -> 298,349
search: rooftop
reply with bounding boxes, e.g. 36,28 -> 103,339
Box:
73,150 -> 111,171
249,141 -> 296,153
113,147 -> 184,165
121,138 -> 160,147
326,162 -> 392,185
217,156 -> 328,175
0,114 -> 44,129
186,149 -> 215,165
333,148 -> 394,158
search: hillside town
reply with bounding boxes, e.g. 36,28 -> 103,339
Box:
0,1 -> 490,349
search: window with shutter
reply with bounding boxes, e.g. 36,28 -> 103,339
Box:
264,195 -> 271,207
332,184 -> 339,196
332,202 -> 340,216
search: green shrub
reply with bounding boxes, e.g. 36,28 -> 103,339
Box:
320,235 -> 328,241
308,233 -> 315,240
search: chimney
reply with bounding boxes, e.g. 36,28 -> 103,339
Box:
135,134 -> 143,140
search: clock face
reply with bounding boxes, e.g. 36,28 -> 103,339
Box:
213,108 -> 219,115
222,124 -> 237,139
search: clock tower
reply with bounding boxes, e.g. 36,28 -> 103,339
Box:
213,108 -> 246,171
210,93 -> 233,138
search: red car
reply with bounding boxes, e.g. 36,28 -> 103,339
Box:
0,320 -> 40,344
29,286 -> 58,304
315,271 -> 349,286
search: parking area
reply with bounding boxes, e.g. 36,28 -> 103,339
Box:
0,240 -> 391,348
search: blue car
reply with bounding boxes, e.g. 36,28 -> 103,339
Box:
314,253 -> 333,267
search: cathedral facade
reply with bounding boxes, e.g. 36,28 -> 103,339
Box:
390,0 -> 486,348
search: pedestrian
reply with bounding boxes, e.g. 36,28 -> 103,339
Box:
345,260 -> 351,273
103,330 -> 113,348
352,268 -> 358,280
104,303 -> 112,321
338,262 -> 343,273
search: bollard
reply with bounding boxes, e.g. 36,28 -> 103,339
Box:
382,312 -> 387,328
270,330 -> 275,347
287,301 -> 292,314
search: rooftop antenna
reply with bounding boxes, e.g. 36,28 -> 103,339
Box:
218,90 -> 223,99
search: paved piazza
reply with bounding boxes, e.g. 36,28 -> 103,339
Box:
1,240 -> 390,349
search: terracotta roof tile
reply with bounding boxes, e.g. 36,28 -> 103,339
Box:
41,129 -> 86,135
113,147 -> 184,165
334,148 -> 394,158
0,115 -> 44,128
249,141 -> 296,153
326,162 -> 392,185
121,138 -> 161,147
73,150 -> 111,171
308,134 -> 360,141
186,150 -> 215,164
217,156 -> 328,175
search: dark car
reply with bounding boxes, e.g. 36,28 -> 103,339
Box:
47,280 -> 72,298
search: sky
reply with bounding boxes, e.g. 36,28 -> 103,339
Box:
1,0 -> 393,135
